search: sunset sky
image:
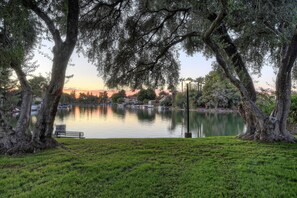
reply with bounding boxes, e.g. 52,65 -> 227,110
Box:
32,40 -> 276,95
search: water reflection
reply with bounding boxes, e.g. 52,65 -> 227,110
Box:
52,106 -> 245,138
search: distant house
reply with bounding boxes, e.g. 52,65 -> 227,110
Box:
124,97 -> 138,104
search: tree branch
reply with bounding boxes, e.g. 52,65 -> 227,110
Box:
126,31 -> 200,75
283,25 -> 297,70
203,37 -> 250,100
23,0 -> 62,45
65,0 -> 79,46
203,9 -> 226,39
204,4 -> 257,101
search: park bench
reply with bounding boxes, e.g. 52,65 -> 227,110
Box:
54,124 -> 84,139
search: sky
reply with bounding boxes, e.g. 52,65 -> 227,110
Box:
32,40 -> 276,94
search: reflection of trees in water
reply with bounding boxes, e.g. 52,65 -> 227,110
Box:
169,111 -> 245,137
157,110 -> 172,121
98,106 -> 108,117
52,106 -> 244,137
136,109 -> 156,123
167,110 -> 184,131
113,107 -> 157,123
77,106 -> 108,118
111,106 -> 126,118
56,109 -> 72,121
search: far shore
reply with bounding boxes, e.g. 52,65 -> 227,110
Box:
172,107 -> 238,113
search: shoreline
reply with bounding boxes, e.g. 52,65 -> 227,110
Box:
172,107 -> 238,113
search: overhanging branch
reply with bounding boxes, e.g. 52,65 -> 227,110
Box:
126,31 -> 200,75
23,0 -> 62,45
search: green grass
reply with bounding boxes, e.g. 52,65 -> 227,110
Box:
1,137 -> 297,197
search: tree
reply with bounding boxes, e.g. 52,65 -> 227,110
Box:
137,88 -> 156,102
0,0 -> 38,154
111,90 -> 126,104
256,88 -> 275,115
99,91 -> 109,104
0,0 -> 79,154
186,77 -> 193,90
195,77 -> 204,92
28,75 -> 48,99
200,70 -> 240,109
60,93 -> 75,104
82,0 -> 297,142
179,78 -> 185,92
21,0 -> 79,149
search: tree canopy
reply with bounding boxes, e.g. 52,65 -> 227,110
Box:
2,0 -> 297,155
200,70 -> 240,109
79,0 -> 297,142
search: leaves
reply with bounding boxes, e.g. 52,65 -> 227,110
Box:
200,70 -> 240,108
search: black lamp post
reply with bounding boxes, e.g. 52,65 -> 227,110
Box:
185,83 -> 192,138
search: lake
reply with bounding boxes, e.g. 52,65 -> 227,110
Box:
33,106 -> 246,139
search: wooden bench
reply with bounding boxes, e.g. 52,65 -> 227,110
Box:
54,124 -> 84,139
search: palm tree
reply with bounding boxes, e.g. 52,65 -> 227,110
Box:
179,78 -> 185,92
195,77 -> 205,92
186,77 -> 193,90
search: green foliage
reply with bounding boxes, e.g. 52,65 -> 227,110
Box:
79,0 -> 181,89
28,75 -> 48,98
79,0 -> 297,90
111,90 -> 126,104
60,93 -> 76,104
160,96 -> 172,107
116,97 -> 125,104
99,91 -> 109,104
137,88 -> 156,102
256,89 -> 275,115
174,92 -> 186,108
200,70 -> 240,109
143,99 -> 149,104
0,0 -> 37,67
289,94 -> 297,124
256,91 -> 297,124
1,138 -> 297,197
77,93 -> 100,104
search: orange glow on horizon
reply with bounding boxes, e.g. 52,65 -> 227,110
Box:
63,88 -> 166,98
63,88 -> 139,98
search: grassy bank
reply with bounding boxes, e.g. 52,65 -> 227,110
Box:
0,137 -> 297,197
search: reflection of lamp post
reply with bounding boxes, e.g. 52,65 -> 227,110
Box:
185,83 -> 192,138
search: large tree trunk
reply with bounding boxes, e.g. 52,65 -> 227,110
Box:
204,31 -> 295,142
239,23 -> 297,142
32,45 -> 74,148
239,99 -> 295,142
204,7 -> 297,142
0,63 -> 34,154
24,0 -> 79,149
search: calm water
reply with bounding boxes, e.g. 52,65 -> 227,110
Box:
38,106 -> 246,139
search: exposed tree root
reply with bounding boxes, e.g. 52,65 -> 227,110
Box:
238,131 -> 296,143
0,131 -> 58,155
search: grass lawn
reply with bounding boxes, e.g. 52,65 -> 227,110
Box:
0,137 -> 297,197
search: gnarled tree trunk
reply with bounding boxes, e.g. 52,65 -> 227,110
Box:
203,5 -> 297,142
26,0 -> 79,148
0,62 -> 33,154
204,24 -> 296,142
32,45 -> 74,148
0,0 -> 80,154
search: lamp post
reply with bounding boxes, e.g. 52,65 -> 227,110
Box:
185,83 -> 192,138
